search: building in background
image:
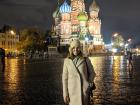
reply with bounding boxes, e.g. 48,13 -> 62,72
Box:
0,25 -> 19,56
53,0 -> 104,53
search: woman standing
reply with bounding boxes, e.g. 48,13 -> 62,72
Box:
62,40 -> 96,105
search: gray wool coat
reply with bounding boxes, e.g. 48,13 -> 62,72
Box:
62,57 -> 96,105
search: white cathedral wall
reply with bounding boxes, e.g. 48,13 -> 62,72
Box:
88,18 -> 101,35
61,13 -> 71,21
60,21 -> 71,41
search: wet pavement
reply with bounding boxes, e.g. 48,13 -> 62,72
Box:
0,56 -> 140,105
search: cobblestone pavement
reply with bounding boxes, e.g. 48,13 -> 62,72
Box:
0,56 -> 140,105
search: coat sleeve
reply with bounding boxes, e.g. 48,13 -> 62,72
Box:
62,59 -> 69,99
86,58 -> 96,83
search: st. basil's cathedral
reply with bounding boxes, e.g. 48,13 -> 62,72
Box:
53,0 -> 104,53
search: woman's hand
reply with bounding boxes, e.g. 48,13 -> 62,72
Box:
64,96 -> 70,104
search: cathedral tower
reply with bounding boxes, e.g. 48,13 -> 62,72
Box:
88,0 -> 104,52
70,0 -> 86,40
52,0 -> 105,53
59,0 -> 71,45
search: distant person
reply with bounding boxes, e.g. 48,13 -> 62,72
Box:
43,51 -> 47,59
124,49 -> 128,57
127,51 -> 133,68
0,48 -> 5,71
62,39 -> 96,105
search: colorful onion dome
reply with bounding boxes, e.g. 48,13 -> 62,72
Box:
89,0 -> 100,12
77,12 -> 88,21
59,1 -> 71,13
53,7 -> 60,18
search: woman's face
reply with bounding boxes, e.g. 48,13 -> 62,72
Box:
72,46 -> 81,56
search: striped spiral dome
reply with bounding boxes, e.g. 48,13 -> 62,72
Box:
59,1 -> 71,13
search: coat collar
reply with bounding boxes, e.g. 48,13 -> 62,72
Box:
69,56 -> 85,69
76,57 -> 85,68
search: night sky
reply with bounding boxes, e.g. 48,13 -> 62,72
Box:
0,0 -> 140,45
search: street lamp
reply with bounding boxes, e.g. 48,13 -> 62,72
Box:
10,30 -> 15,35
113,33 -> 118,37
136,48 -> 139,55
128,38 -> 131,42
125,43 -> 129,48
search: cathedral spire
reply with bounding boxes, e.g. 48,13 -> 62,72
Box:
89,0 -> 100,12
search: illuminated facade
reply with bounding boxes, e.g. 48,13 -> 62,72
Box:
0,31 -> 19,55
53,0 -> 104,52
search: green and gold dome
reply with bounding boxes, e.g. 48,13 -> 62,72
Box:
77,12 -> 88,21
